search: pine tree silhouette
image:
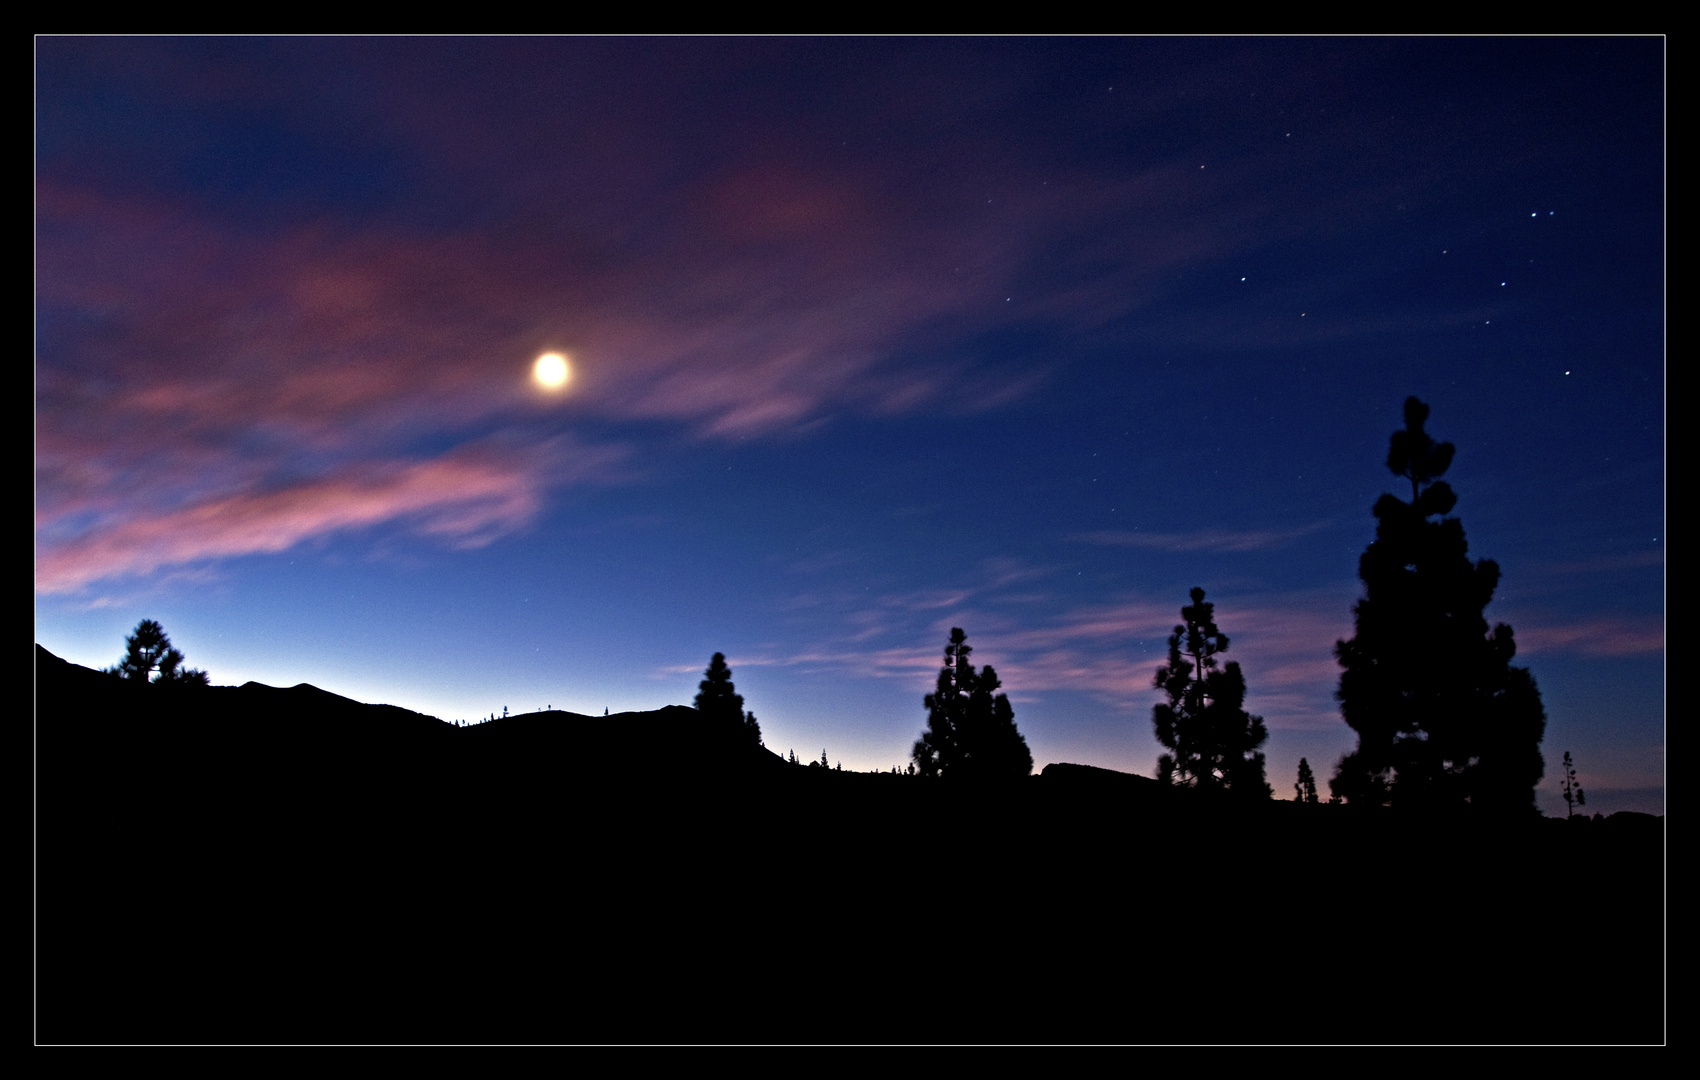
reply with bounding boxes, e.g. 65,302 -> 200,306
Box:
1561,751 -> 1586,819
1151,589 -> 1271,797
1295,757 -> 1319,804
1332,397 -> 1546,812
694,653 -> 761,747
912,628 -> 1033,779
105,619 -> 208,686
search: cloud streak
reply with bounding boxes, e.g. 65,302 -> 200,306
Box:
34,141 -> 1071,588
756,582 -> 1357,733
1073,523 -> 1335,553
36,38 -> 1658,624
1508,616 -> 1665,659
35,440 -> 623,595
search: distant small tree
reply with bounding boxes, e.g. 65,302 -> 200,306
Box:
1151,589 -> 1270,797
1295,757 -> 1319,804
1561,751 -> 1586,819
106,619 -> 208,686
788,749 -> 799,766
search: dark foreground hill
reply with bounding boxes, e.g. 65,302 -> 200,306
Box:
35,646 -> 1664,1044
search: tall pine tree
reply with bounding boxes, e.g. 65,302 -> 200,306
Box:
912,628 -> 1032,780
1151,588 -> 1271,797
1332,397 -> 1546,812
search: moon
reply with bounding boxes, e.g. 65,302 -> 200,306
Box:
533,352 -> 570,390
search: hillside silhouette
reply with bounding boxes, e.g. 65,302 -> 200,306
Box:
35,645 -> 1662,1045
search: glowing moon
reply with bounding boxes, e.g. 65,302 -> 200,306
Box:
533,352 -> 570,390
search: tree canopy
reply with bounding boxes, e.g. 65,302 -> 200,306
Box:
1151,588 -> 1271,797
1332,397 -> 1546,812
105,619 -> 208,686
912,628 -> 1033,780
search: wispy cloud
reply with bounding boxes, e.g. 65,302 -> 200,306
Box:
1509,616 -> 1665,658
36,439 -> 624,595
34,162 -> 1061,590
967,592 -> 1351,723
1072,523 -> 1335,553
33,39 -> 1584,600
754,584 -> 1355,732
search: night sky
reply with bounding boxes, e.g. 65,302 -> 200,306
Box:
34,37 -> 1664,815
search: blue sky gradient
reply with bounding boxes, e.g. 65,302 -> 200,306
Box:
35,37 -> 1664,814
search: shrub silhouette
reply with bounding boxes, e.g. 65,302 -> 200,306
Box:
1332,397 -> 1546,812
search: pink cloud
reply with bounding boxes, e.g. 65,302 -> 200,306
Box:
36,170 -> 1038,458
37,119 -> 1238,503
1508,617 -> 1665,658
973,594 -> 1351,721
35,440 -> 623,595
755,585 -> 1357,733
33,92 -> 1276,596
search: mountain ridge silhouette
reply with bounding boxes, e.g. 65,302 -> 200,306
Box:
34,644 -> 1663,1045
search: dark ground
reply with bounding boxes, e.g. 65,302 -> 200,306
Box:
35,646 -> 1664,1045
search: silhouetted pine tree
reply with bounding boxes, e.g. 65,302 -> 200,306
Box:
1295,757 -> 1318,804
1151,589 -> 1271,797
1332,397 -> 1546,812
912,628 -> 1033,779
105,619 -> 208,686
695,653 -> 760,746
1561,751 -> 1586,819
912,629 -> 971,778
